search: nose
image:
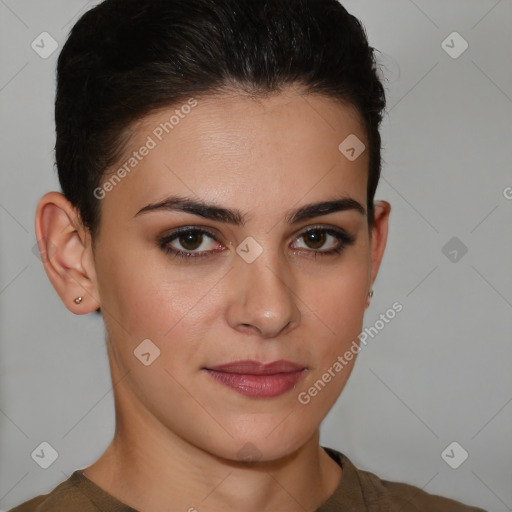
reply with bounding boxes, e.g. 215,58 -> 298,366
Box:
225,245 -> 301,338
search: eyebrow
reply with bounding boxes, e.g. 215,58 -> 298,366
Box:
134,194 -> 366,225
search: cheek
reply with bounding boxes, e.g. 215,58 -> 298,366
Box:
294,252 -> 369,405
309,276 -> 366,329
95,253 -> 225,392
301,256 -> 369,340
95,242 -> 210,337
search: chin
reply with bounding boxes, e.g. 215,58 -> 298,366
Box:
196,422 -> 314,465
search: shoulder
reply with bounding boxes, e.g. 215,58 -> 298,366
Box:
7,472 -> 97,512
323,447 -> 487,512
358,467 -> 487,511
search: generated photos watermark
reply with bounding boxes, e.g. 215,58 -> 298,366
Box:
93,97 -> 198,199
298,301 -> 403,405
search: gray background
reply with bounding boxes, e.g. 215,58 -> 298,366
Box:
0,0 -> 511,511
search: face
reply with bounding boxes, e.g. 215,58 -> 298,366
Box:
88,87 -> 386,462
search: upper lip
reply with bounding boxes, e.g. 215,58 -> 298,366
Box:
206,359 -> 306,375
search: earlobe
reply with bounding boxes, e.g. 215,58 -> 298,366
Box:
365,288 -> 374,309
34,191 -> 100,314
368,200 -> 391,291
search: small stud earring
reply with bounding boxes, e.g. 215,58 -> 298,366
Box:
74,296 -> 83,304
368,289 -> 374,298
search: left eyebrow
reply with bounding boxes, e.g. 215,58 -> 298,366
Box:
134,194 -> 366,225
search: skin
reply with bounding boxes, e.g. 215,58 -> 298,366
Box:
35,86 -> 390,512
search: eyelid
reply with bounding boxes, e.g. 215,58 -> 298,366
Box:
165,226 -> 217,238
295,223 -> 353,237
293,223 -> 355,242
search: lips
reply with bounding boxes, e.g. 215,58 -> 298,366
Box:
204,359 -> 307,398
206,359 -> 306,375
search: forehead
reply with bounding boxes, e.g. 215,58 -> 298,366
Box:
100,89 -> 369,220
139,88 -> 366,155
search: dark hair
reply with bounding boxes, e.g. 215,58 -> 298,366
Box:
55,0 -> 386,238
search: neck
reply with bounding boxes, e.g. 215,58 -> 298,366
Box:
82,378 -> 342,512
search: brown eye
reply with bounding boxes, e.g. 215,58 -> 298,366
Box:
302,230 -> 326,250
158,226 -> 355,262
178,231 -> 204,251
292,227 -> 355,256
159,227 -> 222,260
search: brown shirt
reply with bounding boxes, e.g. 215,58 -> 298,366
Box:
8,447 -> 487,512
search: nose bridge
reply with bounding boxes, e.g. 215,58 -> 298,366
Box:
229,235 -> 300,337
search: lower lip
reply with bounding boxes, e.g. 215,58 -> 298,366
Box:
204,369 -> 306,398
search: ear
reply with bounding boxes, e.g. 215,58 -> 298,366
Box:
368,200 -> 391,293
34,191 -> 100,314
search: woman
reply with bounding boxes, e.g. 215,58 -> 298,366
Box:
9,0 -> 487,510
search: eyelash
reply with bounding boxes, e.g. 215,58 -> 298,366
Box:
158,226 -> 355,261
